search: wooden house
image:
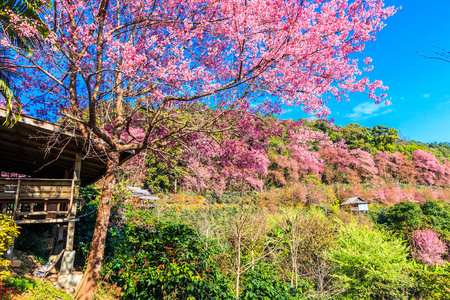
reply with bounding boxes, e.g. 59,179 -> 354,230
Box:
340,197 -> 369,213
0,108 -> 132,274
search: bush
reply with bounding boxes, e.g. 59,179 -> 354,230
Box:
374,200 -> 450,244
241,264 -> 305,300
410,262 -> 450,299
0,215 -> 19,279
326,223 -> 413,299
107,223 -> 234,299
74,200 -> 100,264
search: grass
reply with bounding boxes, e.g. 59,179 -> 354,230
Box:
0,276 -> 121,300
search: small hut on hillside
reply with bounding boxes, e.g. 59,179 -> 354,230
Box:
125,186 -> 159,210
340,197 -> 369,213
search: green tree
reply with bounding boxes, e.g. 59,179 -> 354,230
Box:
241,264 -> 304,300
410,262 -> 450,299
146,148 -> 187,193
370,125 -> 399,152
377,201 -> 424,239
340,123 -> 375,154
309,119 -> 343,142
326,223 -> 413,299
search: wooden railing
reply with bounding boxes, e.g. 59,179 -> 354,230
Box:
0,178 -> 79,222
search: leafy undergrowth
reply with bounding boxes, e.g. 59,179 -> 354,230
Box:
0,276 -> 121,300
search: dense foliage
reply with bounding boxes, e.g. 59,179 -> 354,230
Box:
0,215 -> 19,279
326,223 -> 412,299
108,223 -> 234,300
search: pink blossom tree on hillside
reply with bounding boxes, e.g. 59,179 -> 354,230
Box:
389,152 -> 417,184
411,229 -> 447,266
374,150 -> 393,181
267,119 -> 334,187
180,113 -> 274,194
413,150 -> 444,186
2,0 -> 396,298
320,147 -> 358,184
349,148 -> 379,183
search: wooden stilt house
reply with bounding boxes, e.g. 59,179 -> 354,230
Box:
0,108 -> 132,274
340,197 -> 369,213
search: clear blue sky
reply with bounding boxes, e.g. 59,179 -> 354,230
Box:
282,0 -> 450,143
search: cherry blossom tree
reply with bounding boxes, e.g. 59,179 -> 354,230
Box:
374,150 -> 393,181
413,150 -> 444,186
389,152 -> 417,184
267,119 -> 333,187
411,229 -> 447,266
180,114 -> 272,194
2,0 -> 396,298
349,148 -> 378,183
320,147 -> 358,184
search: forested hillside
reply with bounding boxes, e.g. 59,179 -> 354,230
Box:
142,116 -> 450,198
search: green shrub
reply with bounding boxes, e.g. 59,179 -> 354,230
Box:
410,261 -> 450,299
241,264 -> 306,300
326,223 -> 413,299
375,200 -> 450,244
2,276 -> 36,291
74,200 -> 99,264
107,223 -> 234,300
0,215 -> 19,279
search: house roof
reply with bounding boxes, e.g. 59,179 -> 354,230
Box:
126,187 -> 159,200
340,197 -> 369,206
0,109 -> 133,186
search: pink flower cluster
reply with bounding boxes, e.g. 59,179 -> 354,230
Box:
411,229 -> 447,266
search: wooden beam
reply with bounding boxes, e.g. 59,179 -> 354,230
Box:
14,218 -> 79,225
16,211 -> 68,216
73,154 -> 82,181
0,192 -> 72,199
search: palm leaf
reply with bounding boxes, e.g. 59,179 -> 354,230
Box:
0,77 -> 21,128
0,0 -> 49,49
0,0 -> 48,126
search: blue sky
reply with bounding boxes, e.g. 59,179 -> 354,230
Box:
282,0 -> 450,143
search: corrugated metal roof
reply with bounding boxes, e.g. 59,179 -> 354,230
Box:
126,187 -> 159,200
340,196 -> 368,206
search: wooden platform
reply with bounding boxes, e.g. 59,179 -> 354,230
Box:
0,178 -> 79,223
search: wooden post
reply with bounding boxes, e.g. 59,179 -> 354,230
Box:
61,154 -> 82,275
12,179 -> 21,220
7,180 -> 21,259
67,179 -> 76,218
73,154 -> 82,181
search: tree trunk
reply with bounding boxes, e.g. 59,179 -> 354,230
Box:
236,234 -> 241,299
76,152 -> 119,300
